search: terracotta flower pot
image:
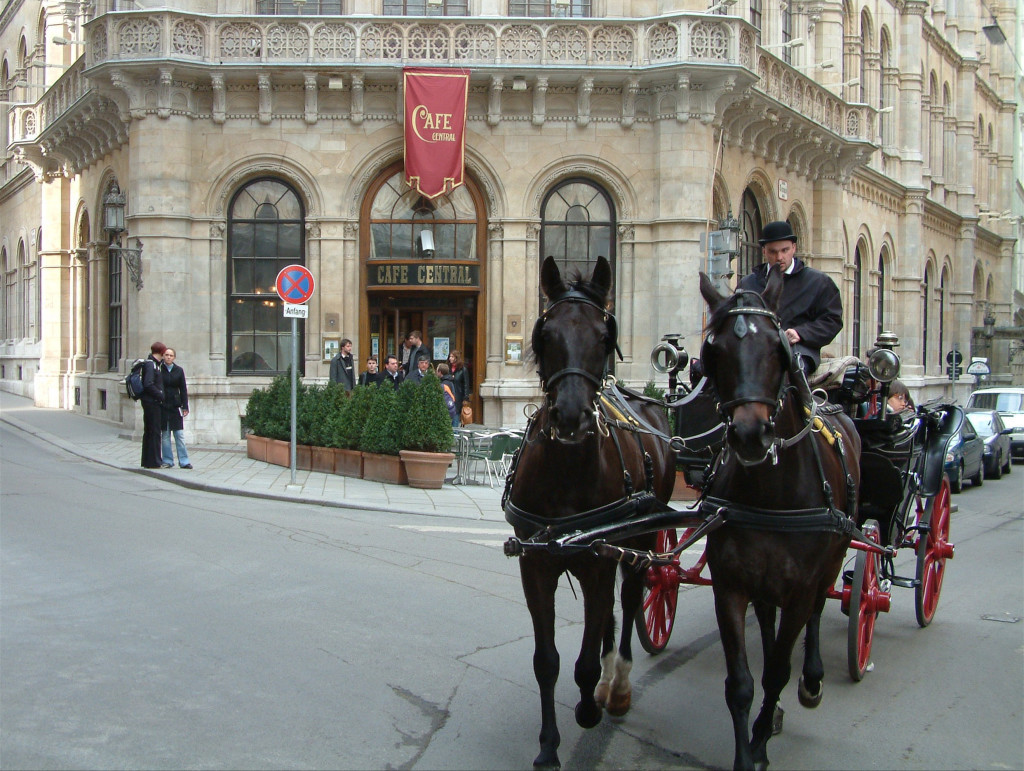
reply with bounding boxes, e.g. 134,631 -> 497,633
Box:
265,438 -> 290,468
246,434 -> 268,462
295,444 -> 312,471
334,448 -> 364,478
400,450 -> 455,489
311,446 -> 335,473
362,452 -> 408,485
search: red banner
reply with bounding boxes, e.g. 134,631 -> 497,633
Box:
403,68 -> 470,199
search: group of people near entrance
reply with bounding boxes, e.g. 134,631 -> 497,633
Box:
139,220 -> 905,468
139,341 -> 193,470
329,330 -> 471,428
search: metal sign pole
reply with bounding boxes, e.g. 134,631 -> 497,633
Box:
290,316 -> 297,484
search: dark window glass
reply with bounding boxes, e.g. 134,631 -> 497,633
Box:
256,0 -> 344,14
107,246 -> 122,371
539,178 -> 615,311
228,177 -> 304,375
876,252 -> 885,338
750,0 -> 762,32
384,0 -> 469,14
739,188 -> 763,278
509,0 -> 592,17
922,268 -> 930,372
852,247 -> 863,357
780,1 -> 793,63
368,172 -> 477,261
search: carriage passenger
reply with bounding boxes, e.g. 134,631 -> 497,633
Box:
738,221 -> 843,376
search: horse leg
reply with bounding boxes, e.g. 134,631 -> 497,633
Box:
594,617 -> 617,709
573,569 -> 613,730
520,560 -> 563,770
752,600 -> 784,736
714,589 -> 756,771
797,598 -> 826,708
600,562 -> 644,716
749,607 -> 807,771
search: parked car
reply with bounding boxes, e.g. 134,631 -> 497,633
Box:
944,419 -> 985,493
965,409 -> 1013,479
966,387 -> 1024,463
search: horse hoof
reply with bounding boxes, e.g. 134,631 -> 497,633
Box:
771,704 -> 784,736
606,690 -> 632,717
594,682 -> 610,708
575,701 -> 603,729
797,676 -> 823,708
533,752 -> 561,770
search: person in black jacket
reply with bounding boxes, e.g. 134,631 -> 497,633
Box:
160,348 -> 192,469
380,354 -> 405,391
737,220 -> 843,375
358,355 -> 382,386
329,338 -> 356,391
140,341 -> 166,468
401,331 -> 428,377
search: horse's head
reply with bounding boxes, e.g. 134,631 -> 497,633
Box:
699,266 -> 794,464
532,256 -> 619,444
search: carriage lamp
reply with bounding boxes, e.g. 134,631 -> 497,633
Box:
867,348 -> 901,383
104,184 -> 144,290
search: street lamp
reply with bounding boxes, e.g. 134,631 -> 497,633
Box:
983,305 -> 996,339
103,184 -> 144,290
707,210 -> 741,293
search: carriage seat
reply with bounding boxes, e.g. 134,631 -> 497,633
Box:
808,356 -> 863,391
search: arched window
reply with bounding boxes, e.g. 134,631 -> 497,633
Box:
780,1 -> 794,63
105,180 -> 123,370
227,178 -> 305,374
1,247 -> 9,339
539,178 -> 615,309
876,248 -> 887,338
17,241 -> 27,341
749,0 -> 763,34
369,171 -> 477,261
938,268 -> 948,373
739,187 -> 763,278
922,265 -> 931,370
852,244 -> 863,357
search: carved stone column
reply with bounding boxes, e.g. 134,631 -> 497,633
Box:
305,222 -> 322,364
616,225 -> 635,364
577,77 -> 592,127
257,73 -> 271,125
211,73 -> 226,124
532,76 -> 547,126
208,222 -> 226,365
488,75 -> 503,127
351,72 -> 364,125
487,222 -> 504,364
343,222 -> 359,339
304,71 -> 317,125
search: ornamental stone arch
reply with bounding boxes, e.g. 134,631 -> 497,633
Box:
525,156 -> 638,221
712,172 -> 731,222
342,138 -> 506,222
741,169 -> 776,222
206,155 -> 324,220
785,201 -> 809,261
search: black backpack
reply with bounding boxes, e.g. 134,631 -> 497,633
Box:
124,359 -> 146,401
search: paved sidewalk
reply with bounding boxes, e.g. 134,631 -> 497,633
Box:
0,391 -> 507,522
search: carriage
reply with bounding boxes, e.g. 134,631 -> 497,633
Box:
638,331 -> 960,681
502,259 -> 959,770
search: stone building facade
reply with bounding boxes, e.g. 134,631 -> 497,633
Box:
2,0 -> 1020,445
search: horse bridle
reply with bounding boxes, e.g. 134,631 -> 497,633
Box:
702,290 -> 818,465
532,290 -> 621,393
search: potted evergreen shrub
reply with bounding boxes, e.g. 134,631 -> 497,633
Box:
243,372 -> 292,465
399,371 -> 456,489
307,382 -> 346,473
330,384 -> 372,477
359,384 -> 407,484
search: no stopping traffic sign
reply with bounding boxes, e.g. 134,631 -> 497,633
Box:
275,265 -> 315,304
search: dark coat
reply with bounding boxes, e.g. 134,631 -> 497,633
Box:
160,362 -> 189,432
140,355 -> 164,405
329,352 -> 356,391
381,369 -> 405,391
402,344 -> 428,375
358,370 -> 383,387
738,257 -> 843,370
452,365 -> 470,406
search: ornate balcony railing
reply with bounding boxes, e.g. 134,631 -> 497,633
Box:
7,11 -> 876,148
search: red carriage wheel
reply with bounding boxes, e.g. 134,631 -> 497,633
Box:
915,474 -> 954,628
636,529 -> 682,654
848,520 -> 885,682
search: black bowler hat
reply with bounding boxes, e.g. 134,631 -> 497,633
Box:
758,221 -> 797,245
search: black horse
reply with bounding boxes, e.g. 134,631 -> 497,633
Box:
504,256 -> 675,769
698,268 -> 861,771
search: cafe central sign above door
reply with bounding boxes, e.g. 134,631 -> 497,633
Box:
403,67 -> 470,199
368,262 -> 480,288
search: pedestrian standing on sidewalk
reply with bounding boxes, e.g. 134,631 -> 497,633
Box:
140,341 -> 166,469
329,338 -> 356,392
160,348 -> 193,469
